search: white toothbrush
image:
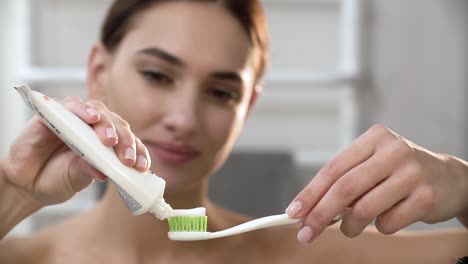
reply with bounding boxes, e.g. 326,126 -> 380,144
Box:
168,210 -> 344,241
169,213 -> 300,241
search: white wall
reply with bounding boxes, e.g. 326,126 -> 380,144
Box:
359,0 -> 467,230
0,0 -> 14,232
361,0 -> 467,159
0,0 -> 31,157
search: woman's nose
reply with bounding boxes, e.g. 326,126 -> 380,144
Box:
162,94 -> 199,138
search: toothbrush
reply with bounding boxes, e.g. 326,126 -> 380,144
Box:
167,208 -> 344,241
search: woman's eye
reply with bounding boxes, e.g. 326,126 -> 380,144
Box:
209,87 -> 239,103
140,70 -> 172,84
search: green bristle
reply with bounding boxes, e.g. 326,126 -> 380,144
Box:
167,216 -> 208,232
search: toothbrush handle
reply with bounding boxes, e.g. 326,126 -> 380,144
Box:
209,211 -> 345,239
210,213 -> 300,239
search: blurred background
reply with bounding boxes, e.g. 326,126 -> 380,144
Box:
0,0 -> 466,235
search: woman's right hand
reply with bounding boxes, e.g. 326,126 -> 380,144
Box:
0,96 -> 151,207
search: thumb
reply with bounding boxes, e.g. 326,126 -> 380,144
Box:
68,157 -> 103,193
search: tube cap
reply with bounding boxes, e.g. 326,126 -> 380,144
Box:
150,198 -> 173,220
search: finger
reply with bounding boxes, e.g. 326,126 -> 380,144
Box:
59,97 -> 101,125
327,210 -> 347,226
287,124 -> 392,218
107,112 -> 137,167
375,187 -> 434,234
7,117 -> 64,179
86,101 -> 119,146
298,138 -> 407,243
13,97 -> 94,163
298,156 -> 391,243
67,156 -> 98,193
339,166 -> 417,237
8,98 -> 101,182
68,156 -> 107,188
134,138 -> 150,172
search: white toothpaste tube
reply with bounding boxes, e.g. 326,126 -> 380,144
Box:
14,84 -> 173,220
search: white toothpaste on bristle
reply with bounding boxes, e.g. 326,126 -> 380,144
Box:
170,207 -> 206,217
15,84 -> 173,220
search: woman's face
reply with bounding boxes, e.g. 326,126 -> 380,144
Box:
88,1 -> 258,192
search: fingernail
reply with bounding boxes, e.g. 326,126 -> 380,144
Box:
106,127 -> 118,139
297,226 -> 313,243
286,200 -> 302,217
125,147 -> 136,160
86,108 -> 99,117
136,155 -> 148,169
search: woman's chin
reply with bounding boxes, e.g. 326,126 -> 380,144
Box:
160,176 -> 201,194
151,163 -> 207,187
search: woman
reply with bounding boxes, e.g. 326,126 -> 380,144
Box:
1,0 -> 467,263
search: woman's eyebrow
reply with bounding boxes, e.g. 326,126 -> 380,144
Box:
137,47 -> 185,67
210,72 -> 243,84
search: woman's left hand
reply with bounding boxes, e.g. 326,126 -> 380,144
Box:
286,124 -> 468,243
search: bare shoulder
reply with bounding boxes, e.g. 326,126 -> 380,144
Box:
0,235 -> 51,264
324,225 -> 468,263
0,222 -> 95,264
0,212 -> 102,264
208,205 -> 358,262
237,224 -> 354,263
238,224 -> 467,263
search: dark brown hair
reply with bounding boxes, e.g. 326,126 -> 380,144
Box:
100,0 -> 269,85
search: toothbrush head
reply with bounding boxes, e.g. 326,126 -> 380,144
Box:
167,207 -> 209,240
168,215 -> 207,232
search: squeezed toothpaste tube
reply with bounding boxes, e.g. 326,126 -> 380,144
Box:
14,84 -> 173,220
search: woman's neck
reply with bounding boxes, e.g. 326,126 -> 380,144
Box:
88,182 -> 243,259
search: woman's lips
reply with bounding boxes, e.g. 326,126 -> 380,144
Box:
146,142 -> 201,165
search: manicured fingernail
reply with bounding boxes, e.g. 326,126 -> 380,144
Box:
106,127 -> 118,139
86,108 -> 99,117
297,226 -> 313,243
286,200 -> 302,217
125,147 -> 136,160
136,156 -> 148,169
